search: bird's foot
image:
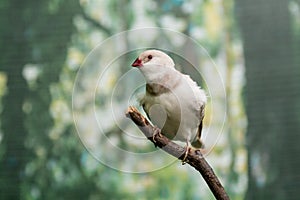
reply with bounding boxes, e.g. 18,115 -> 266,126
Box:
182,141 -> 192,165
152,126 -> 162,147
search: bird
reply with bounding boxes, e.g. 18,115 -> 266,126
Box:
131,49 -> 207,162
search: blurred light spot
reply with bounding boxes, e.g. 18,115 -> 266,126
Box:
35,146 -> 46,158
23,101 -> 33,114
251,151 -> 267,187
0,72 -> 7,97
67,48 -> 84,70
31,187 -> 41,199
22,64 -> 40,83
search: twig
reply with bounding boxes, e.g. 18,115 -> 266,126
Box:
126,106 -> 230,200
81,12 -> 113,36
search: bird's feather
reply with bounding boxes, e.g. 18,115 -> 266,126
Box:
133,49 -> 206,148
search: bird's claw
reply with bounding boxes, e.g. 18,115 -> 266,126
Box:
182,141 -> 191,165
152,126 -> 162,147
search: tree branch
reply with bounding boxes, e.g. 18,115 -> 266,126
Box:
80,11 -> 113,36
126,106 -> 230,200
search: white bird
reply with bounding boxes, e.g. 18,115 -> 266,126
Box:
131,49 -> 207,161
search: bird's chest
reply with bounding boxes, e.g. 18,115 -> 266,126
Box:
140,82 -> 202,141
142,93 -> 181,138
143,93 -> 179,117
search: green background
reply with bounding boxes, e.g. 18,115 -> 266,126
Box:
0,0 -> 300,199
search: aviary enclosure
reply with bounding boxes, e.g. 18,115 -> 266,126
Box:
0,0 -> 300,199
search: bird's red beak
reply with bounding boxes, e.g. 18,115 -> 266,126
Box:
131,58 -> 142,67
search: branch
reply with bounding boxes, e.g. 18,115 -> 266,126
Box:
80,12 -> 113,36
126,106 -> 230,200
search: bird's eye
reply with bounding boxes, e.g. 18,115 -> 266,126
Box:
148,55 -> 152,60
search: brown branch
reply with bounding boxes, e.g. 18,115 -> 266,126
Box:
126,106 -> 230,200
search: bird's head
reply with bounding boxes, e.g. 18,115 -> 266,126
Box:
131,49 -> 176,83
132,49 -> 175,68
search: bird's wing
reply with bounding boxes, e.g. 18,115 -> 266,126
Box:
142,102 -> 151,121
139,94 -> 151,121
191,105 -> 205,148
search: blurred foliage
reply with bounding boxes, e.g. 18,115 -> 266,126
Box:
0,0 -> 299,199
237,0 -> 300,199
